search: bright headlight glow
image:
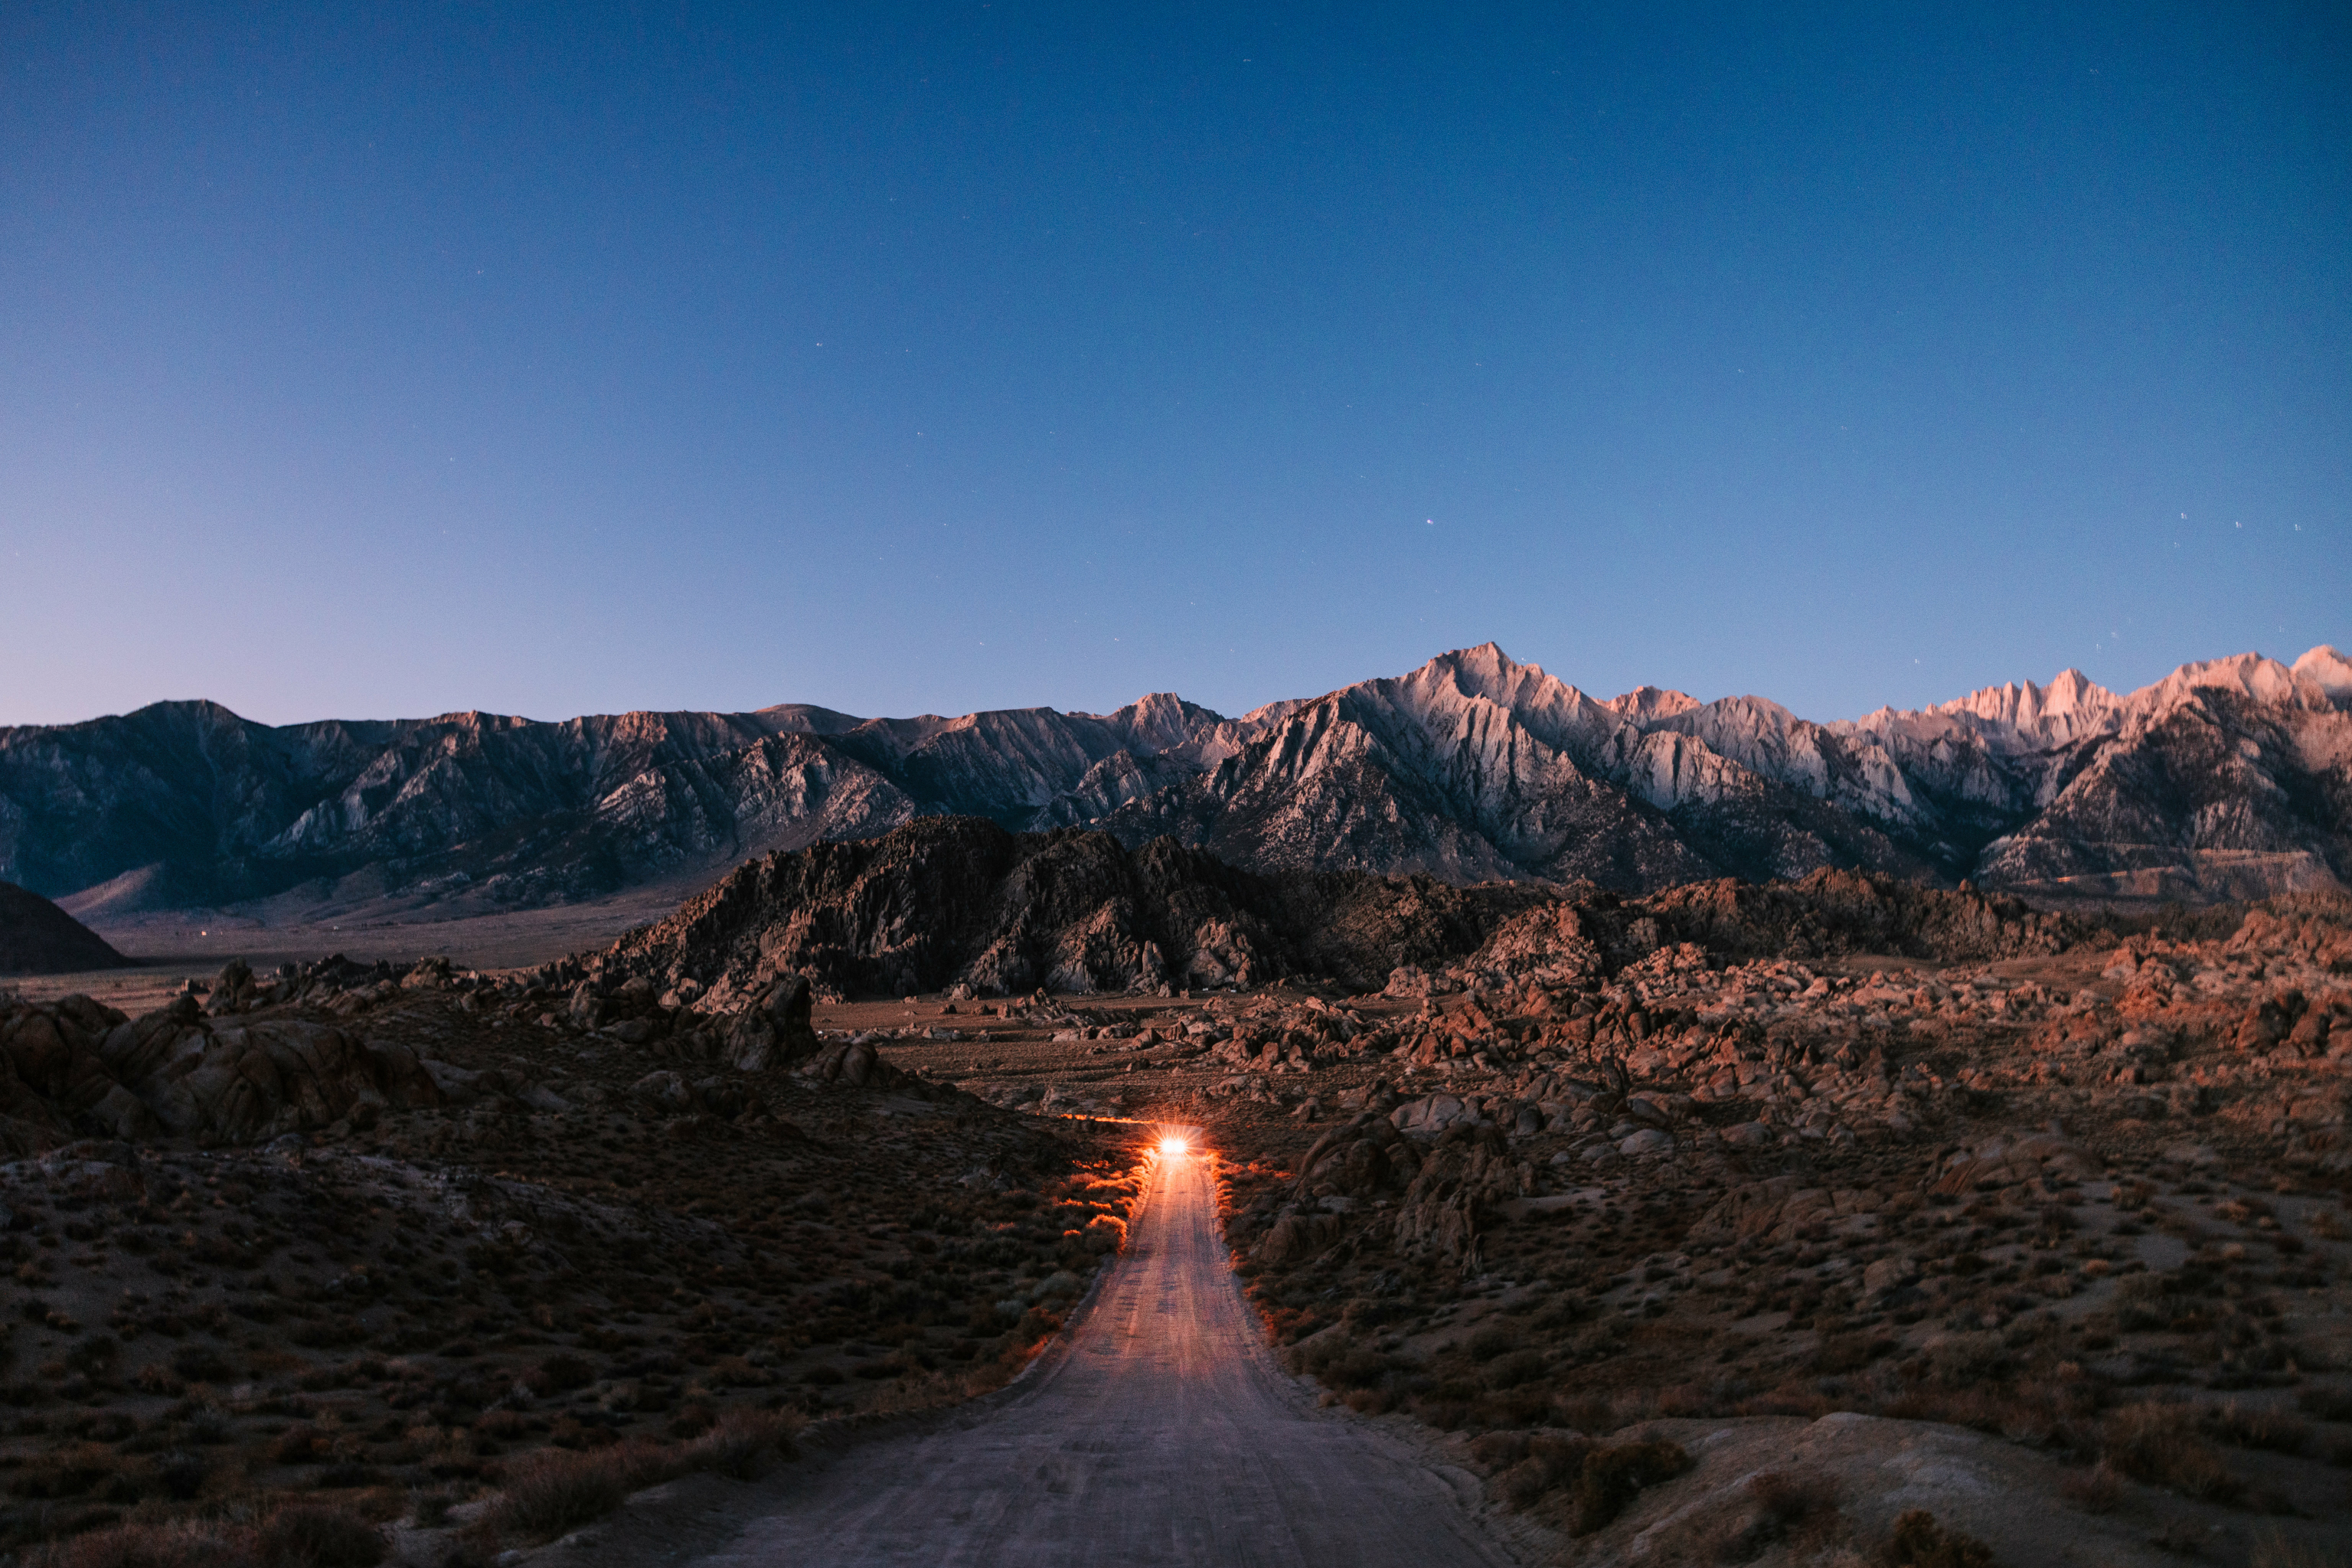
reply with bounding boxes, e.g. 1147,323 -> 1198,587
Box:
1158,1135 -> 1190,1158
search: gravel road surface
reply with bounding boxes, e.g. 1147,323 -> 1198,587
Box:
688,1146 -> 1517,1567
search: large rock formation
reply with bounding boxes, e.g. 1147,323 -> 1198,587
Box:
0,880 -> 131,975
588,817 -> 1557,1003
0,989 -> 441,1153
583,818 -> 2090,1005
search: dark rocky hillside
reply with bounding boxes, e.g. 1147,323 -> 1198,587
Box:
587,817 -> 1558,1004
0,880 -> 131,975
582,819 -> 2092,1007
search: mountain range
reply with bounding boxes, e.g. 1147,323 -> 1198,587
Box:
2,643 -> 2345,925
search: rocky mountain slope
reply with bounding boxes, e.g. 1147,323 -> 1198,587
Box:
1090,642 -> 2352,903
580,817 -> 2082,1005
0,880 -> 130,975
2,645 -> 2344,924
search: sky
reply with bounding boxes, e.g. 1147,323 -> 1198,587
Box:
2,3 -> 2347,729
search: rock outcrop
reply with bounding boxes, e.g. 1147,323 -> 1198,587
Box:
588,817 -> 1558,1002
0,990 -> 441,1153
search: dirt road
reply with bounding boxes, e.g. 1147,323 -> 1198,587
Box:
688,1146 -> 1517,1568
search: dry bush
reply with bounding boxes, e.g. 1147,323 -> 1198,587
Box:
1292,1337 -> 1393,1391
1476,1432 -> 1594,1512
256,1504 -> 385,1567
1550,1392 -> 1625,1434
1877,1508 -> 1994,1568
1651,1467 -> 1846,1562
676,1408 -> 801,1478
1483,1349 -> 1549,1390
2209,1402 -> 2312,1454
2298,1385 -> 2352,1423
10,1440 -> 123,1501
526,1352 -> 596,1396
1814,1333 -> 1888,1374
34,1520 -> 259,1568
2252,1529 -> 2352,1568
1464,1322 -> 1521,1363
2102,1402 -> 2243,1503
485,1408 -> 800,1541
1749,1467 -> 1841,1530
2058,1461 -> 2123,1514
1571,1440 -> 1692,1535
1922,1333 -> 2009,1387
485,1440 -> 683,1540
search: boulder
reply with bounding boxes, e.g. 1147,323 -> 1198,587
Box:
0,995 -> 439,1148
725,975 -> 821,1071
1256,1210 -> 1344,1264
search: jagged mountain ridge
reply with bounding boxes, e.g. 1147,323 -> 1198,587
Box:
1085,642 -> 2352,902
1,645 -> 2344,918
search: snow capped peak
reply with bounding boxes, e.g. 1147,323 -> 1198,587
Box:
1605,685 -> 1703,723
1916,667 -> 2127,753
2292,645 -> 2352,704
1101,691 -> 1223,755
1414,642 -> 1538,700
2129,650 -> 2308,711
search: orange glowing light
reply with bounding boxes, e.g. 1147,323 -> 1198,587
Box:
1158,1135 -> 1190,1158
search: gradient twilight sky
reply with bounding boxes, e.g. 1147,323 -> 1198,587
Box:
3,4 -> 2346,730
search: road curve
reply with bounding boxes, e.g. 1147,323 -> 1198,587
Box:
688,1146 -> 1517,1568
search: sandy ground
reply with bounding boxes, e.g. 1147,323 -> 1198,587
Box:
9,891 -> 693,1011
552,1145 -> 1518,1568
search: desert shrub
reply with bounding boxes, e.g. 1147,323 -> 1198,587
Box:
2298,1385 -> 2352,1423
11,1442 -> 120,1498
677,1409 -> 800,1479
1465,1323 -> 1521,1363
270,1423 -> 328,1465
2251,1529 -> 2352,1568
1878,1508 -> 1994,1567
1813,1333 -> 1887,1374
1472,1390 -> 1553,1429
527,1353 -> 596,1396
485,1442 -> 681,1540
256,1504 -> 385,1568
2102,1403 -> 2243,1502
1922,1333 -> 2008,1386
1483,1433 -> 1594,1512
1469,1430 -> 1531,1469
1571,1440 -> 1691,1534
1683,1468 -> 1844,1561
2209,1402 -> 2312,1454
168,1346 -> 232,1383
1883,1384 -> 2077,1446
2058,1462 -> 2122,1514
486,1411 -> 801,1540
1294,1337 -> 1391,1390
36,1519 -> 259,1568
1552,1393 -> 1622,1435
1749,1468 -> 1841,1527
1483,1349 -> 1549,1390
137,1452 -> 211,1502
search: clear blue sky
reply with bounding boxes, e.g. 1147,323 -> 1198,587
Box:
4,3 -> 2345,727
